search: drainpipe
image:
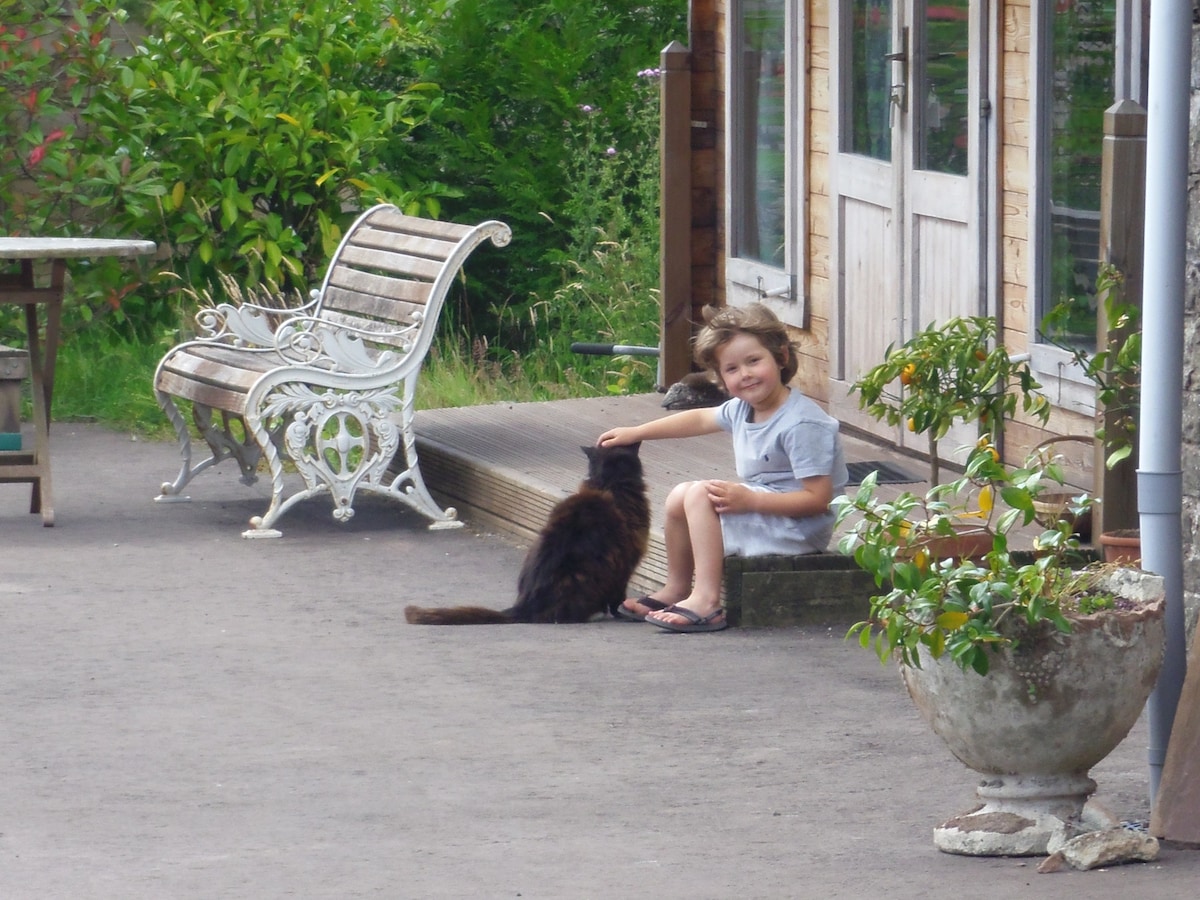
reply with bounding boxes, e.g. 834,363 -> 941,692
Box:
1138,0 -> 1190,807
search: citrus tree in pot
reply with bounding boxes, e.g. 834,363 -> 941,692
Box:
850,315 -> 1052,561
832,441 -> 1166,857
850,315 -> 1052,486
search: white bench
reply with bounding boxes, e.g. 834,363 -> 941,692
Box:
153,204 -> 511,537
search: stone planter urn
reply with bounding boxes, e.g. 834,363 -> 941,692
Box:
900,569 -> 1166,856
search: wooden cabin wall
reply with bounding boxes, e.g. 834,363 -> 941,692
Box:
690,0 -> 726,345
803,0 -> 834,406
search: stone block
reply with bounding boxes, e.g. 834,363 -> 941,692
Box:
723,552 -> 875,628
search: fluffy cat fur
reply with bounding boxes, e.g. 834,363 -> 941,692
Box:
404,442 -> 649,625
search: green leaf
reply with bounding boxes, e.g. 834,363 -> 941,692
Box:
936,611 -> 970,631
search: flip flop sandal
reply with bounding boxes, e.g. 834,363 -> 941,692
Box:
647,605 -> 728,633
615,596 -> 670,621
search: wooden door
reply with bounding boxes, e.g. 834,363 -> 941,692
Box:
830,0 -> 986,459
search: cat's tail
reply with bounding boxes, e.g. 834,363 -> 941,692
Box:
404,604 -> 515,625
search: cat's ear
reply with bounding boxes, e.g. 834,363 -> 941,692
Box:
581,444 -> 597,459
627,441 -> 642,454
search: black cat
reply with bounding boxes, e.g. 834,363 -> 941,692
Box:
404,442 -> 649,624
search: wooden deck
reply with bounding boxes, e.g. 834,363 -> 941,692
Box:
413,393 -> 929,596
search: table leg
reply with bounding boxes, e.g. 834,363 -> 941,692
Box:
14,259 -> 57,526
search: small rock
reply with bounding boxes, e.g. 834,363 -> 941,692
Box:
1037,851 -> 1067,873
1057,828 -> 1159,870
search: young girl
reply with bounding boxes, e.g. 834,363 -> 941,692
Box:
597,304 -> 848,633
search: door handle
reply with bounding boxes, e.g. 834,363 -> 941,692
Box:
886,27 -> 909,123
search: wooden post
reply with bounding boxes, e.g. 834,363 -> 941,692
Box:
1096,99 -> 1146,536
659,41 -> 693,388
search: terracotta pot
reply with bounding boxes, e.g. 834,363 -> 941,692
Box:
907,523 -> 992,565
1099,528 -> 1141,565
900,569 -> 1165,856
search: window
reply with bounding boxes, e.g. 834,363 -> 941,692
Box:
847,0 -> 892,162
1044,1 -> 1115,344
1032,0 -> 1117,411
728,0 -> 806,325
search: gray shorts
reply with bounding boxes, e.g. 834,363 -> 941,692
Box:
718,484 -> 834,556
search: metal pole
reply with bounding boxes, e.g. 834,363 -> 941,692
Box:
1138,0 -> 1190,807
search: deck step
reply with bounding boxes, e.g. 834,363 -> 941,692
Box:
411,395 -> 919,623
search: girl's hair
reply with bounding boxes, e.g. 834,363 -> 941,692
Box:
693,303 -> 800,383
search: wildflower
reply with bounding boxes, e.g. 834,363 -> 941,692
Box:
579,104 -> 594,113
605,147 -> 617,157
28,144 -> 46,167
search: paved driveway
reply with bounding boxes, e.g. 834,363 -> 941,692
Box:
1,425 -> 1196,898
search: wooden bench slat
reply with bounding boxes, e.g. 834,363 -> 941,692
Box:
337,244 -> 446,281
160,349 -> 270,389
325,267 -> 432,305
366,208 -> 474,240
351,226 -> 457,261
322,286 -> 427,326
157,368 -> 253,413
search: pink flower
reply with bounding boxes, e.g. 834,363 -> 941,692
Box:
45,129 -> 66,144
28,144 -> 46,167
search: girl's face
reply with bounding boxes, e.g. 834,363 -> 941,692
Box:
714,332 -> 787,411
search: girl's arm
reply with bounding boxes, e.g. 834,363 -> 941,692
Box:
706,474 -> 834,518
597,407 -> 722,447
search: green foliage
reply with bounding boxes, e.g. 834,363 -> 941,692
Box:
408,0 -> 686,343
833,440 -> 1104,677
2,0 -> 445,342
850,316 -> 1052,483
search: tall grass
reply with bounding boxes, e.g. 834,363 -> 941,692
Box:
48,326 -> 176,436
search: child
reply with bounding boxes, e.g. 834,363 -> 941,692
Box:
597,303 -> 848,633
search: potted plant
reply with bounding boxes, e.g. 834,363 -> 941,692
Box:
832,441 -> 1166,856
851,316 -> 1051,486
1042,263 -> 1141,560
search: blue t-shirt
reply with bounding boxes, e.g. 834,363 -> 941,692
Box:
713,389 -> 848,492
711,388 -> 848,555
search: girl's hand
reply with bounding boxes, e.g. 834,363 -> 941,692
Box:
597,426 -> 639,447
705,480 -> 756,515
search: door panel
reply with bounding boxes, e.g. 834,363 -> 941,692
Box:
832,0 -> 985,458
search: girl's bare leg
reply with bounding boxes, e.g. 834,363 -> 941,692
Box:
647,480 -> 725,626
621,481 -> 696,615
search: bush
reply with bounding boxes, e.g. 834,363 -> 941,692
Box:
408,0 -> 687,350
1,0 -> 445,342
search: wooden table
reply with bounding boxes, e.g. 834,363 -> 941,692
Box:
0,237 -> 156,525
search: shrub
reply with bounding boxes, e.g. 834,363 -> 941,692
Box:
408,0 -> 687,347
1,0 -> 446,342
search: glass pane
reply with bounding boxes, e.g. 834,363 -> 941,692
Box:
736,0 -> 787,267
917,0 -> 970,174
1042,1 -> 1115,351
848,0 -> 893,160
